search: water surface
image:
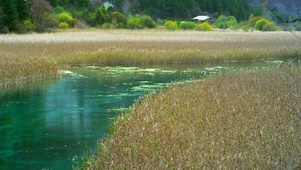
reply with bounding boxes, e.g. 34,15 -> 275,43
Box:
0,62 -> 282,169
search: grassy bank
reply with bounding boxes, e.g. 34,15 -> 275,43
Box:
85,64 -> 301,169
1,30 -> 301,85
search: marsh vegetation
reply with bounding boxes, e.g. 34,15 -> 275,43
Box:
1,30 -> 300,86
1,30 -> 301,169
86,64 -> 301,169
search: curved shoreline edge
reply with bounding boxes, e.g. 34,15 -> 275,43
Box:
83,64 -> 301,169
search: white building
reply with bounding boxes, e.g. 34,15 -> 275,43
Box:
193,16 -> 210,22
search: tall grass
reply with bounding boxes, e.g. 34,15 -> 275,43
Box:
0,30 -> 301,85
85,64 -> 301,169
61,47 -> 301,66
0,53 -> 58,86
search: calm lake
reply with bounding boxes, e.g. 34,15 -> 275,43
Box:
0,61 -> 283,169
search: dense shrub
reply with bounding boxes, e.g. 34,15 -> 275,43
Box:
94,7 -> 105,26
102,22 -> 115,29
22,19 -> 35,32
241,25 -> 251,32
164,20 -> 178,30
58,22 -> 69,29
126,15 -> 156,29
255,19 -> 280,31
156,18 -> 165,26
35,25 -> 45,33
2,26 -> 10,34
57,12 -> 73,24
215,15 -> 237,29
248,16 -> 264,27
34,13 -> 58,32
54,6 -> 65,14
179,21 -> 197,30
16,19 -> 35,33
75,21 -> 89,29
262,22 -> 278,31
196,22 -> 213,31
71,9 -> 94,26
110,12 -> 127,28
295,23 -> 301,31
254,18 -> 269,30
231,22 -> 243,30
141,15 -> 156,28
127,16 -> 142,29
69,18 -> 77,28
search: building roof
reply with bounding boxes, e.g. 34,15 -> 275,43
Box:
103,1 -> 115,10
193,16 -> 210,21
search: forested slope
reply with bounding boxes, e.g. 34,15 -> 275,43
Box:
0,0 -> 300,33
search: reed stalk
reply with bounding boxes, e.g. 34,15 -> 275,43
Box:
1,30 -> 300,85
85,64 -> 301,169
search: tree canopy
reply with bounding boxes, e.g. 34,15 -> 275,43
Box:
134,0 -> 249,20
0,0 -> 300,33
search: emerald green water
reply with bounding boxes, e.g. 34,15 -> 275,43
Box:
0,62 -> 283,169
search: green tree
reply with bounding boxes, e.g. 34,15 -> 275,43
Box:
22,19 -> 36,32
199,0 -> 207,11
215,15 -> 237,29
16,0 -> 30,21
157,0 -> 173,19
172,0 -> 186,19
254,18 -> 280,31
0,7 -> 4,32
135,0 -> 250,21
140,15 -> 156,28
30,0 -> 55,32
127,15 -> 142,29
57,12 -> 73,23
58,0 -> 70,6
212,0 -> 219,12
79,9 -> 95,25
73,0 -> 90,8
110,11 -> 127,28
1,0 -> 19,31
205,0 -> 213,13
251,3 -> 262,16
111,0 -> 123,9
199,0 -> 214,12
47,0 -> 59,7
94,7 -> 106,26
248,16 -> 264,27
54,6 -> 66,14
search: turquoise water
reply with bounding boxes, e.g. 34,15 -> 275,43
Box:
0,62 -> 283,169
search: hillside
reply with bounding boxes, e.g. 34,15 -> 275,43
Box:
0,0 -> 300,33
250,0 -> 301,15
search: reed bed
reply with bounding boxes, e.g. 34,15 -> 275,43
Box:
0,30 -> 300,85
85,64 -> 301,169
0,52 -> 58,86
61,47 -> 301,66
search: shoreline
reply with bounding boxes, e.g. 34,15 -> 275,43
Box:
1,30 -> 301,168
83,64 -> 301,169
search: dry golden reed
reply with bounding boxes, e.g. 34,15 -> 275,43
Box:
86,65 -> 301,169
0,53 -> 58,85
62,47 -> 301,66
1,30 -> 301,85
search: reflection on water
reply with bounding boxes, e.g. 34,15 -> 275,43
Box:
0,62 -> 283,169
